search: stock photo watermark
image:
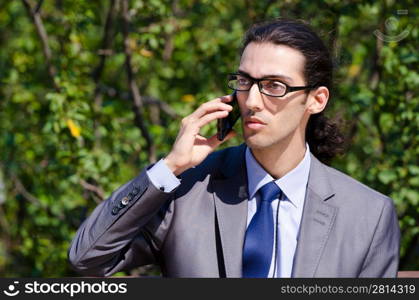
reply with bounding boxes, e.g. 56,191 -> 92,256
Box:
2,280 -> 128,297
374,10 -> 411,42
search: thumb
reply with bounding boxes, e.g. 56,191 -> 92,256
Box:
222,130 -> 237,143
207,130 -> 237,149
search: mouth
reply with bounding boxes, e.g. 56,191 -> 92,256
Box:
244,117 -> 267,130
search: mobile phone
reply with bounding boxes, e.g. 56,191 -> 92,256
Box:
217,92 -> 240,141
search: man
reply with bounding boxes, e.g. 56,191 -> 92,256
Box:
68,19 -> 400,277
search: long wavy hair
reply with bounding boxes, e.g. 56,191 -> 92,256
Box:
241,19 -> 344,163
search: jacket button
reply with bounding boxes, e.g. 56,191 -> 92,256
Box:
121,196 -> 130,205
111,206 -> 119,215
159,186 -> 165,191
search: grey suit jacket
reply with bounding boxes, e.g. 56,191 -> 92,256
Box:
68,144 -> 400,277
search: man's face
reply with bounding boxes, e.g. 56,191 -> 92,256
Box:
237,42 -> 312,150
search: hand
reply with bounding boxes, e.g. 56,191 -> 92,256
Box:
164,95 -> 237,176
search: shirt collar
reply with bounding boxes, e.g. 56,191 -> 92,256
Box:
245,144 -> 311,208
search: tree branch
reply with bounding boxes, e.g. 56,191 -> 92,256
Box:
370,4 -> 387,154
12,174 -> 43,206
79,179 -> 105,202
0,163 -> 11,235
11,173 -> 65,220
34,0 -> 44,13
22,0 -> 58,90
92,0 -> 119,83
143,96 -> 179,119
92,0 -> 120,145
121,0 -> 156,162
98,85 -> 179,119
0,205 -> 11,236
162,0 -> 182,61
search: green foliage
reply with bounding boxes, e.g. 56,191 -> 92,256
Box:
0,0 -> 417,276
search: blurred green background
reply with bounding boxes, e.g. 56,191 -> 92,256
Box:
0,0 -> 417,277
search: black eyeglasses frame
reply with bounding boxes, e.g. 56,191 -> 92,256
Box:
227,73 -> 315,97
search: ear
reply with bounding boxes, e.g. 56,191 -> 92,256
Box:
306,86 -> 329,114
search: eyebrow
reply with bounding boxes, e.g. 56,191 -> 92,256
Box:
237,70 -> 294,84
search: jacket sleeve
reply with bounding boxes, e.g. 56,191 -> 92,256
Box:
68,168 -> 175,277
359,197 -> 401,278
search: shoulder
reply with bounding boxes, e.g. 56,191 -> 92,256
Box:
313,157 -> 395,212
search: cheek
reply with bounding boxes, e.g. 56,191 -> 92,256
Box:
267,103 -> 307,131
237,94 -> 247,111
237,100 -> 248,118
238,93 -> 308,125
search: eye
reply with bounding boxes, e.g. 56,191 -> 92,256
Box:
264,80 -> 286,91
237,76 -> 251,86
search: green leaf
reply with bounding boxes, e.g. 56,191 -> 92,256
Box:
378,170 -> 398,185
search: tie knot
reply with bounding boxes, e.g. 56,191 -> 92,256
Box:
259,181 -> 282,203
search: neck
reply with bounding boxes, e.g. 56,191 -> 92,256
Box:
249,134 -> 307,179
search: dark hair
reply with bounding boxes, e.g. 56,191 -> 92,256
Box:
241,19 -> 344,163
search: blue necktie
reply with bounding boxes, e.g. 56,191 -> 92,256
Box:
242,181 -> 282,278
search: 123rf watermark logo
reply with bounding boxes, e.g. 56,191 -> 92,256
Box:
374,9 -> 411,42
3,281 -> 20,297
3,280 -> 127,297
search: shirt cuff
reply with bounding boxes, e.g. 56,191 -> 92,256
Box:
146,159 -> 181,193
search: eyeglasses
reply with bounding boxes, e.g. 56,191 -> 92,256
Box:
227,73 -> 314,97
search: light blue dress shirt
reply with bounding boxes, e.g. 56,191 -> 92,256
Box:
147,145 -> 311,277
245,146 -> 310,277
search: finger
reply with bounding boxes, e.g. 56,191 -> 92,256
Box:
189,95 -> 234,119
183,110 -> 227,136
191,101 -> 233,120
181,110 -> 227,136
194,110 -> 229,129
220,94 -> 234,103
210,94 -> 233,103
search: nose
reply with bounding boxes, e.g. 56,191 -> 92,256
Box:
244,83 -> 264,112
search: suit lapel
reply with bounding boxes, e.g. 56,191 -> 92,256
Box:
211,144 -> 248,278
292,155 -> 338,277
